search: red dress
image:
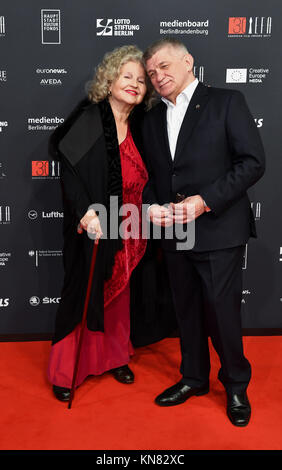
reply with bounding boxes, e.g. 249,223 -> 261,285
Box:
47,126 -> 148,388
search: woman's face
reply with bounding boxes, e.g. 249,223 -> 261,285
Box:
109,61 -> 147,107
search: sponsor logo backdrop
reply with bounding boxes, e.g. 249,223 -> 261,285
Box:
0,0 -> 281,337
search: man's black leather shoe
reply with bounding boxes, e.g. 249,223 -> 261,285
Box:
53,385 -> 71,402
227,392 -> 251,427
111,365 -> 134,384
155,381 -> 209,406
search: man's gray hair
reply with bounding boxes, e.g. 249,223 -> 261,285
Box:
143,38 -> 189,63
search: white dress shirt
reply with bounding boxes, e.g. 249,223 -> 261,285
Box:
162,78 -> 199,160
147,77 -> 210,215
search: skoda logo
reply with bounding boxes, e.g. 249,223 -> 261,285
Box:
29,296 -> 40,306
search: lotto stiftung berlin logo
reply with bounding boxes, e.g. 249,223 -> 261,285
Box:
96,19 -> 113,36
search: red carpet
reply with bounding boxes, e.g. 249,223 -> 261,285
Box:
0,336 -> 282,450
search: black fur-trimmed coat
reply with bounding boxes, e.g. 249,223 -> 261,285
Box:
49,98 -> 176,345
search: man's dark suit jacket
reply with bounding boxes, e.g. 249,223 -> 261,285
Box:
142,82 -> 265,252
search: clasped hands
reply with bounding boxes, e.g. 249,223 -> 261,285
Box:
148,195 -> 206,226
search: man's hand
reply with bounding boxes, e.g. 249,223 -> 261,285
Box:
148,204 -> 174,227
170,195 -> 206,223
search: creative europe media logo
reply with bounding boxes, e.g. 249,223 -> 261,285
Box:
226,68 -> 270,84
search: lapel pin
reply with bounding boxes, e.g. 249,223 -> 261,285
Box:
195,104 -> 201,109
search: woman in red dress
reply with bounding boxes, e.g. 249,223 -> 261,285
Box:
47,46 -> 159,401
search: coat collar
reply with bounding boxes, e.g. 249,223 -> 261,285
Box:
161,78 -> 199,109
173,81 -> 209,164
158,102 -> 174,169
59,98 -> 123,212
58,101 -> 103,166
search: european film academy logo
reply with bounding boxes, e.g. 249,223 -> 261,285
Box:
96,18 -> 140,36
41,9 -> 61,44
32,160 -> 60,179
228,17 -> 272,38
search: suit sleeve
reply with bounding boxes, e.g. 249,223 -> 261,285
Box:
200,91 -> 265,215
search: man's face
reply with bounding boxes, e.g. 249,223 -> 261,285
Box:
146,45 -> 194,104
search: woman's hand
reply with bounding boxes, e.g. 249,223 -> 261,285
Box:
78,209 -> 103,239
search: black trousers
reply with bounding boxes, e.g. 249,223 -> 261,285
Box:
165,246 -> 251,394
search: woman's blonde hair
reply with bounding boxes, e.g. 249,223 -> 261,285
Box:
88,45 -> 155,108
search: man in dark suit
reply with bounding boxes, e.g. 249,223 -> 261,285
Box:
142,38 -> 265,426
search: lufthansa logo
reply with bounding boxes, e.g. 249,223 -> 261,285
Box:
28,210 -> 38,220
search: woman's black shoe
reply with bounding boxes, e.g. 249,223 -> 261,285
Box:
111,365 -> 134,384
53,385 -> 71,401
